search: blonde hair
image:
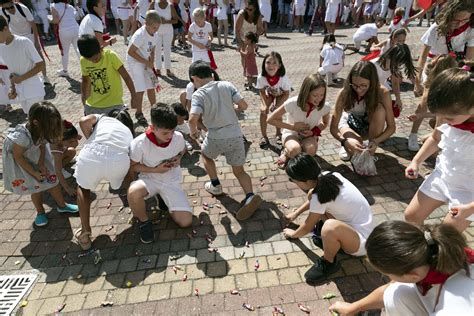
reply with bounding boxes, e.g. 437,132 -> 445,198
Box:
297,74 -> 327,111
394,7 -> 405,17
145,10 -> 162,24
193,8 -> 206,20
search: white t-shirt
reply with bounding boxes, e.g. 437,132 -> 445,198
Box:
255,74 -> 292,97
79,14 -> 104,36
0,35 -> 44,101
0,3 -> 34,37
353,23 -> 378,42
309,172 -> 374,237
186,82 -> 195,101
130,131 -> 185,182
320,43 -> 345,67
86,115 -> 134,152
421,23 -> 474,56
137,0 -> 150,21
51,3 -> 79,31
389,19 -> 404,32
328,0 -> 342,5
127,25 -> 156,68
282,96 -> 331,136
33,0 -> 50,12
372,58 -> 391,87
189,21 -> 213,53
295,0 -> 306,7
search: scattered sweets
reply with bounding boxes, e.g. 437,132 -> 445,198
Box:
242,303 -> 255,311
106,202 -> 112,209
182,274 -> 188,281
230,289 -> 240,295
254,259 -> 260,271
194,288 -> 199,296
297,303 -> 310,314
54,303 -> 66,313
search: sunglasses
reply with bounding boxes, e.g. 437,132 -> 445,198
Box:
350,83 -> 369,90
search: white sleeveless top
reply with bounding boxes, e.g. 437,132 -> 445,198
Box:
51,3 -> 79,31
240,16 -> 257,40
154,2 -> 173,34
349,98 -> 367,116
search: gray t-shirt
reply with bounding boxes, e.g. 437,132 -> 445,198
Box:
191,81 -> 243,139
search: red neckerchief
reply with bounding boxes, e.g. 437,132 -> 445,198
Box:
452,121 -> 474,133
266,75 -> 280,87
417,248 -> 474,296
446,22 -> 470,43
145,126 -> 172,148
306,102 -> 316,118
0,65 -> 8,70
392,16 -> 402,25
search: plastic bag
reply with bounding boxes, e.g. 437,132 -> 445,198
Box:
351,149 -> 377,176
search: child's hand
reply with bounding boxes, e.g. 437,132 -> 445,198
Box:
368,140 -> 378,156
405,162 -> 419,179
284,209 -> 299,222
283,228 -> 296,239
407,113 -> 419,122
298,130 -> 313,138
293,122 -> 310,132
155,162 -> 172,173
34,171 -> 45,182
449,204 -> 474,220
329,301 -> 357,316
10,74 -> 22,85
145,59 -> 154,69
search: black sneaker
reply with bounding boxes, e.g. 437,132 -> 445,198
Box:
311,220 -> 324,250
304,257 -> 341,284
135,113 -> 148,126
139,220 -> 154,244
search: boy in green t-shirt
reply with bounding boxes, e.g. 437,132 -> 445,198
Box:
78,35 -> 143,123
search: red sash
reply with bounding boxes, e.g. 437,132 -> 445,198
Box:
361,50 -> 381,61
207,50 -> 217,70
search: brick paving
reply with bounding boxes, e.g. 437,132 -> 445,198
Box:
1,21 -> 473,316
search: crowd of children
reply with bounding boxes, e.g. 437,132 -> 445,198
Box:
1,0 -> 474,314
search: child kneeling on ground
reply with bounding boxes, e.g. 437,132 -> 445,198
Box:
128,104 -> 192,244
188,60 -> 262,221
283,153 -> 374,283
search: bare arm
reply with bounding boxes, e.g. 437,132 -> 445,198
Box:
51,7 -> 60,24
372,88 -> 396,145
188,113 -> 201,138
329,284 -> 389,315
12,143 -> 41,180
329,90 -> 346,142
51,146 -> 75,195
128,44 -> 154,67
288,212 -> 322,239
130,160 -> 173,173
118,66 -> 137,108
235,99 -> 248,111
411,120 -> 442,166
81,76 -> 91,105
170,5 -> 179,24
79,114 -> 98,139
267,103 -> 294,130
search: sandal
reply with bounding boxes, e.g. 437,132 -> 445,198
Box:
259,137 -> 269,149
74,228 -> 92,250
276,152 -> 288,169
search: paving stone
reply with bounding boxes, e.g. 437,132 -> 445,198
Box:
192,278 -> 214,295
170,280 -> 193,298
82,290 -> 109,310
277,267 -> 302,285
62,293 -> 87,313
126,285 -> 150,304
214,276 -> 236,293
108,288 -> 129,305
39,281 -> 65,299
38,296 -> 65,315
267,254 -> 288,269
256,270 -> 280,288
235,272 -> 258,290
148,283 -> 171,301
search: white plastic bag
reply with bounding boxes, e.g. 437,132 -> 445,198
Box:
351,149 -> 377,176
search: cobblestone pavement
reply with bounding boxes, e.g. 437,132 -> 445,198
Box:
1,22 -> 473,316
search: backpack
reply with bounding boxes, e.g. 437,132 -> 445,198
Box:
2,3 -> 27,23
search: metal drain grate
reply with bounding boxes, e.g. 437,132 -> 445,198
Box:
0,274 -> 37,315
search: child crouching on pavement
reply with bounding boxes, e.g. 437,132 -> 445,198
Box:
188,60 -> 262,221
283,153 -> 374,284
128,104 -> 192,244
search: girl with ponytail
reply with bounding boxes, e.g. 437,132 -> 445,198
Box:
330,220 -> 474,315
283,153 -> 374,284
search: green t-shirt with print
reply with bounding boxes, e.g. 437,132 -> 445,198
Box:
80,49 -> 124,108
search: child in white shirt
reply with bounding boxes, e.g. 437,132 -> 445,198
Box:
351,17 -> 385,51
127,10 -> 162,125
283,153 -> 374,283
187,8 -> 213,63
0,16 -> 45,114
128,104 -> 192,244
318,34 -> 345,85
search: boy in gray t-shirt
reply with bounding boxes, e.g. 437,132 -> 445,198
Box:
189,61 -> 262,221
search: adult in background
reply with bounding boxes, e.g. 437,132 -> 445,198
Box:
235,0 -> 262,64
78,0 -> 117,47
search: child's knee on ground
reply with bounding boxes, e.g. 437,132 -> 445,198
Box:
171,211 -> 193,228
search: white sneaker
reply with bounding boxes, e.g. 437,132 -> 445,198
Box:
185,140 -> 193,151
57,69 -> 69,77
204,182 -> 224,196
408,133 -> 420,152
339,146 -> 350,161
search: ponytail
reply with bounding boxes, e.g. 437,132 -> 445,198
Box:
366,221 -> 470,276
285,153 -> 342,204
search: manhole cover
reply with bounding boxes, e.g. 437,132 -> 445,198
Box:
0,274 -> 37,315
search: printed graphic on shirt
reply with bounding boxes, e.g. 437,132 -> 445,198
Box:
88,68 -> 111,95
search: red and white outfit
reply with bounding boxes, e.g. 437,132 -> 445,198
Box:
116,0 -> 134,21
153,1 -> 174,70
281,96 -> 331,143
389,15 -> 404,32
319,43 -> 344,82
74,115 -> 134,190
419,123 -> 474,222
78,13 -> 104,36
255,74 -> 292,99
130,130 -> 192,213
189,21 -> 213,63
384,249 -> 474,315
0,57 -> 11,105
33,0 -> 50,35
50,2 -> 80,73
325,0 -> 341,23
127,25 -> 157,92
353,23 -> 378,49
293,0 -> 306,16
0,3 -> 35,43
136,0 -> 149,25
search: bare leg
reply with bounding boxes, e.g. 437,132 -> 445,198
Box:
284,137 -> 303,158
127,182 -> 149,222
135,91 -> 144,115
170,211 -> 193,228
322,219 -> 361,262
31,192 -> 45,213
77,186 -> 92,232
202,153 -> 219,181
301,136 -> 318,156
48,184 -> 67,208
147,88 -> 156,107
232,165 -> 253,194
404,191 -> 445,225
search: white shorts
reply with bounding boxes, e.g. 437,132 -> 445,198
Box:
419,169 -> 474,221
318,63 -> 343,76
111,6 -> 119,19
348,228 -> 369,257
74,143 -> 130,191
325,3 -> 339,23
216,7 -> 227,20
132,177 -> 192,212
192,50 -> 210,63
294,5 -> 306,16
116,7 -> 133,21
129,64 -> 154,92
